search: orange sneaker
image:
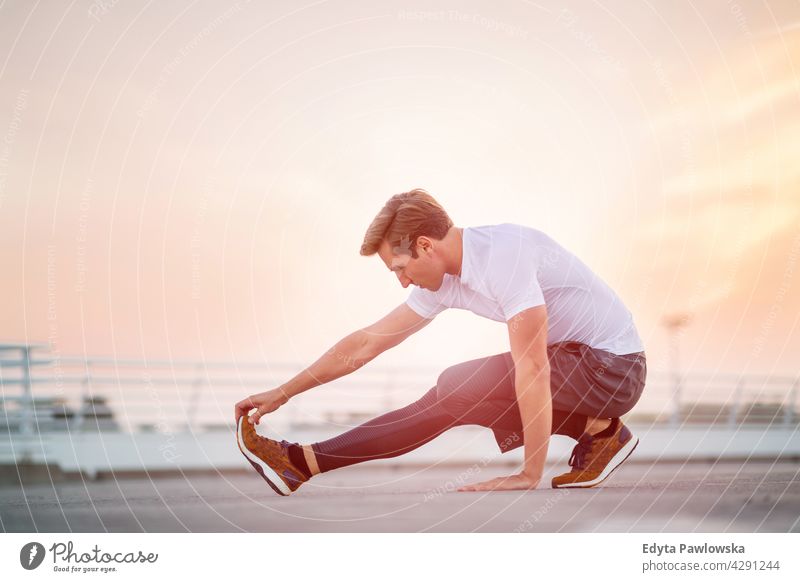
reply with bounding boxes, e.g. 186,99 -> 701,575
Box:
551,418 -> 639,489
236,417 -> 309,496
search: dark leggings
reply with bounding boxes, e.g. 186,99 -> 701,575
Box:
311,343 -> 646,473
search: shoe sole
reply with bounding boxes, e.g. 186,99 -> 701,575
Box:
236,417 -> 292,496
553,434 -> 639,489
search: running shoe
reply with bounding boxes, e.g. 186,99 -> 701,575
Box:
236,416 -> 309,496
551,417 -> 639,488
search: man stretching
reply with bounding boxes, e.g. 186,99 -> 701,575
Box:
234,189 -> 647,495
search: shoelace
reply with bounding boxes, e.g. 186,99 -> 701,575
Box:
568,434 -> 594,470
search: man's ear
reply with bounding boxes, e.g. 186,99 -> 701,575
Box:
417,236 -> 433,255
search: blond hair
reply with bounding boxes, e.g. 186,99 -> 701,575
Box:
360,189 -> 454,259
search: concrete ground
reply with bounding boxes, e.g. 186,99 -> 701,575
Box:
1,460 -> 799,532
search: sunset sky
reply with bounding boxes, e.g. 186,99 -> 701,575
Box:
1,0 -> 798,384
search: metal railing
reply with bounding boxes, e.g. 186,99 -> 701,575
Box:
1,343 -> 798,436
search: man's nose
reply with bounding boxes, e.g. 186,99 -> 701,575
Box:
397,273 -> 411,288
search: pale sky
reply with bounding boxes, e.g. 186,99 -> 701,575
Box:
1,0 -> 798,384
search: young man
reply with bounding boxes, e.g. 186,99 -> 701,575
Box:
234,189 -> 647,495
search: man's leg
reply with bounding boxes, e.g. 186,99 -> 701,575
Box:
308,384 -> 462,473
584,417 -> 612,435
548,343 -> 648,488
308,350 -> 589,474
432,350 -> 590,450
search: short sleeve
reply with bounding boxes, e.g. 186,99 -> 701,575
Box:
405,286 -> 448,319
487,247 -> 545,321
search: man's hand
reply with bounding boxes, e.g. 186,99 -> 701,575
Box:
234,388 -> 290,425
457,471 -> 541,492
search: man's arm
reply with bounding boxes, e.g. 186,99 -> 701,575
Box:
508,305 -> 551,481
281,303 -> 432,397
459,304 -> 550,491
235,303 -> 432,424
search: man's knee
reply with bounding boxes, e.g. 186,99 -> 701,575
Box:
599,379 -> 646,419
434,364 -> 471,417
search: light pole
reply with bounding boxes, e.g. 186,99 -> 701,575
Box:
662,313 -> 692,427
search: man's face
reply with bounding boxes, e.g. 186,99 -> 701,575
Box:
378,237 -> 446,292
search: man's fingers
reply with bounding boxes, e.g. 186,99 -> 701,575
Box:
236,392 -> 286,425
459,475 -> 539,492
234,397 -> 257,422
459,477 -> 506,492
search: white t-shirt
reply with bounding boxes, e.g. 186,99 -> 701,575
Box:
405,223 -> 645,355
